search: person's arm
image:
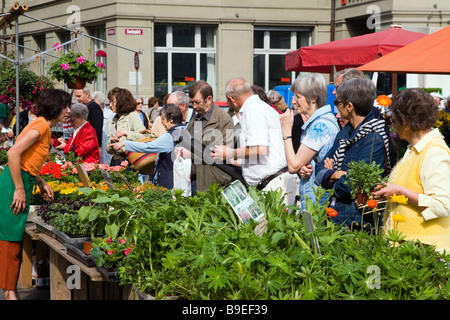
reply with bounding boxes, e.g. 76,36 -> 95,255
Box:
211,145 -> 268,166
373,146 -> 450,220
126,113 -> 149,141
6,129 -> 40,215
35,175 -> 54,202
124,132 -> 174,154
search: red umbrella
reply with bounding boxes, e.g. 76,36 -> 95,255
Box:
285,25 -> 427,73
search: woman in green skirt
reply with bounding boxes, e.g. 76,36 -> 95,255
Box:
0,89 -> 71,300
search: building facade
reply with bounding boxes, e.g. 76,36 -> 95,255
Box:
2,0 -> 450,103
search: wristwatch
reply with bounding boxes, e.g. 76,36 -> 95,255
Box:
234,149 -> 238,160
283,136 -> 292,140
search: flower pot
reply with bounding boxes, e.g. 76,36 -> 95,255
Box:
83,240 -> 93,255
356,189 -> 369,205
66,76 -> 86,89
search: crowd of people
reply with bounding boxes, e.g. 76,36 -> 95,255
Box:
1,69 -> 450,299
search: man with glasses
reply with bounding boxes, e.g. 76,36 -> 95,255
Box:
183,80 -> 234,194
212,77 -> 299,206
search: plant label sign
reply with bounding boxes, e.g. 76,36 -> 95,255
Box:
100,169 -> 115,190
222,180 -> 265,233
75,164 -> 91,188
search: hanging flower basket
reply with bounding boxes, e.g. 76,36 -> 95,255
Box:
48,48 -> 106,87
66,76 -> 87,89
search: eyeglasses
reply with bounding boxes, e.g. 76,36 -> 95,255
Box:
334,99 -> 344,107
190,99 -> 206,107
137,102 -> 143,105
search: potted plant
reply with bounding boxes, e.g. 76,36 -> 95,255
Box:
48,47 -> 106,89
346,160 -> 387,205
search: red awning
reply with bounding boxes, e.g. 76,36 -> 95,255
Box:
285,26 -> 427,73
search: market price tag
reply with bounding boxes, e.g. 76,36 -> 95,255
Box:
302,211 -> 321,254
100,169 -> 115,190
118,173 -> 133,190
75,164 -> 91,188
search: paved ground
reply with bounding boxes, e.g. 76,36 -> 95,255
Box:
0,286 -> 50,300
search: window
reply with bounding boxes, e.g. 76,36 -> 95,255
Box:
154,24 -> 216,102
89,26 -> 107,93
253,28 -> 311,92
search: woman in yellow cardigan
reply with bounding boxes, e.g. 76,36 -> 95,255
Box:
373,88 -> 450,253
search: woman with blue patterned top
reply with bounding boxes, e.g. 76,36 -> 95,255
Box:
280,73 -> 339,209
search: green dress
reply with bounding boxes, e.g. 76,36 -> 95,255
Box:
0,166 -> 36,241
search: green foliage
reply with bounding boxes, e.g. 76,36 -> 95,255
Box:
77,183 -> 450,300
346,160 -> 387,199
0,54 -> 53,107
91,236 -> 134,270
0,147 -> 8,165
48,51 -> 104,83
49,212 -> 90,237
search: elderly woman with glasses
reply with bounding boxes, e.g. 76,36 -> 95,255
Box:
56,103 -> 100,163
372,89 -> 450,252
315,78 -> 393,230
280,73 -> 340,208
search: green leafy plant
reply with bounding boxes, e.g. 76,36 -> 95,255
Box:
68,183 -> 450,300
78,187 -> 151,239
48,50 -> 105,84
91,236 -> 134,270
346,160 -> 387,201
49,212 -> 90,237
0,53 -> 53,108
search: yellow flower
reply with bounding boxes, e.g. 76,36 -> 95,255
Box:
390,193 -> 408,205
392,214 -> 406,223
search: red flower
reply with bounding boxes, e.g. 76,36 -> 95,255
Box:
367,199 -> 378,209
96,50 -> 107,57
38,161 -> 62,179
326,207 -> 338,218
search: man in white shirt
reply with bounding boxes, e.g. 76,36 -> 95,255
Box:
212,77 -> 299,205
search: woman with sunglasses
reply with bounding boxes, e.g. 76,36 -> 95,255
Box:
315,78 -> 393,230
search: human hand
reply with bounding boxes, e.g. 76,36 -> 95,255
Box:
279,109 -> 294,135
324,158 -> 334,170
10,187 -> 26,215
211,145 -> 232,161
115,130 -> 128,138
299,164 -> 313,179
371,183 -> 399,200
39,182 -> 54,202
179,147 -> 191,159
108,141 -> 125,151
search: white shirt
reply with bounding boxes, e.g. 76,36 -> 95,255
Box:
71,121 -> 88,142
399,128 -> 450,220
238,95 -> 287,186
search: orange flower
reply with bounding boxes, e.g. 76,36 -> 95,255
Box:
367,199 -> 378,209
376,95 -> 392,107
326,207 -> 338,217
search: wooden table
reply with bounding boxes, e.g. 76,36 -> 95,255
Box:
19,223 -> 133,300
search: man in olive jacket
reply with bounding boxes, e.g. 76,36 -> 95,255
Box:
185,80 -> 234,193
